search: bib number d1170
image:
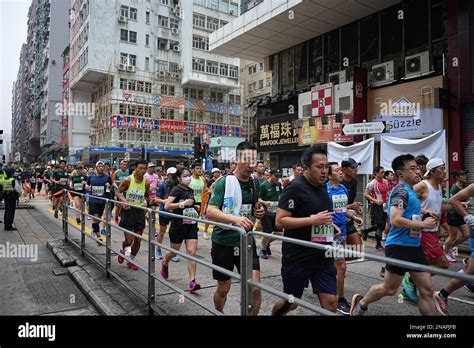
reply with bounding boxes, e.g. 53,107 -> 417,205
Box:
311,223 -> 334,243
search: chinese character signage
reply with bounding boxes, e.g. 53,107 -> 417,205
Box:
257,113 -> 299,152
298,114 -> 353,146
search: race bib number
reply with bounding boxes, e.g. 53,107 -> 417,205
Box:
74,183 -> 84,191
127,189 -> 145,204
59,178 -> 68,186
91,186 -> 105,196
183,207 -> 198,224
410,214 -> 422,238
332,194 -> 347,214
239,204 -> 252,219
30,178 -> 36,183
267,201 -> 278,214
150,184 -> 157,193
311,224 -> 334,243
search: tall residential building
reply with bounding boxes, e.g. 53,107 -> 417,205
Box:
69,0 -> 243,164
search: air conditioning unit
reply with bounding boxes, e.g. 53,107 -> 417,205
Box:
230,9 -> 235,15
174,10 -> 183,18
173,73 -> 180,79
173,5 -> 181,13
172,28 -> 180,35
177,64 -> 183,70
334,81 -> 353,113
404,51 -> 430,79
328,70 -> 347,85
117,63 -> 126,71
118,15 -> 127,23
126,65 -> 136,72
172,45 -> 180,52
369,60 -> 395,88
158,70 -> 166,76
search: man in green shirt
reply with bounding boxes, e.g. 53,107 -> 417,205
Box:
207,141 -> 265,315
445,169 -> 470,261
258,168 -> 283,259
51,160 -> 69,218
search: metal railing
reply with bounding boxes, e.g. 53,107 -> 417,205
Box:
61,190 -> 474,316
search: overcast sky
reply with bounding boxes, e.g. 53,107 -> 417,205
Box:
0,0 -> 30,156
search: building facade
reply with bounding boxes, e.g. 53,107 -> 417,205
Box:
69,0 -> 244,165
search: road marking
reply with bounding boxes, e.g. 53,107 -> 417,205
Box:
448,296 -> 474,305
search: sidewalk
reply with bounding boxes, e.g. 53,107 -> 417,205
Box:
0,208 -> 98,315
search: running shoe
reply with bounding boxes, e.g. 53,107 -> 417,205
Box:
433,292 -> 448,316
464,283 -> 474,293
160,260 -> 169,279
118,250 -> 124,264
401,276 -> 419,304
258,249 -> 268,260
337,298 -> 351,316
101,229 -> 107,236
203,232 -> 211,240
375,244 -> 385,251
446,253 -> 456,263
379,267 -> 385,278
76,217 -> 81,224
127,261 -> 138,271
350,294 -> 367,316
54,210 -> 58,219
171,255 -> 180,262
155,249 -> 163,261
463,258 -> 470,266
188,280 -> 201,292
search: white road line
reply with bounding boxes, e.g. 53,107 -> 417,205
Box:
448,296 -> 474,305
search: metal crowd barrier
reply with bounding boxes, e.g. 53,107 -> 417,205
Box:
61,190 -> 474,317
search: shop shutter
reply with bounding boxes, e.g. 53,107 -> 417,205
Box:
463,103 -> 474,184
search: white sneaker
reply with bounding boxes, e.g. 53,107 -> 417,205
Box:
203,232 -> 210,240
446,253 -> 456,263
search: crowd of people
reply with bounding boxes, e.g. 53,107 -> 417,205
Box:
2,142 -> 473,316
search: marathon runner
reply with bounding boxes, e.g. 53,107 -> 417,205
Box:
327,162 -> 363,315
144,162 -> 160,209
258,168 -> 283,260
36,164 -> 45,195
255,161 -> 266,185
444,169 -> 470,263
363,166 -> 390,250
112,160 -> 129,223
272,145 -> 339,315
350,154 -> 442,316
43,166 -> 53,199
282,164 -> 303,188
69,165 -> 88,224
188,162 -> 208,239
160,167 -> 201,292
51,160 -> 69,219
434,182 -> 474,315
116,160 -> 151,271
415,154 -> 429,180
85,161 -> 112,243
207,141 -> 265,315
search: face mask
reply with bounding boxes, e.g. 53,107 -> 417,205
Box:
181,176 -> 191,185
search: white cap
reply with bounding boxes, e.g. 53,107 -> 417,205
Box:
167,167 -> 177,175
96,160 -> 105,167
424,158 -> 445,177
148,162 -> 156,167
211,168 -> 220,174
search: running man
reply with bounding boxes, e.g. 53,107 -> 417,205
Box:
85,161 -> 112,244
160,167 -> 202,292
434,183 -> 474,315
272,145 -> 339,315
112,160 -> 129,223
350,154 -> 442,316
327,162 -> 363,315
258,168 -> 283,260
255,161 -> 266,185
207,141 -> 265,315
51,160 -> 69,219
69,165 -> 88,224
444,169 -> 470,263
116,160 -> 151,271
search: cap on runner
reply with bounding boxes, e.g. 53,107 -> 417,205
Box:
167,167 -> 177,175
96,161 -> 105,167
148,162 -> 156,168
424,158 -> 445,177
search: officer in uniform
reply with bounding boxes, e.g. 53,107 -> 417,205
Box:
2,168 -> 22,231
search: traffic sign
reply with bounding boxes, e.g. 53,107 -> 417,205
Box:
342,122 -> 385,136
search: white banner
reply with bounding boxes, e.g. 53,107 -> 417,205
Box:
380,130 -> 446,170
328,138 -> 374,175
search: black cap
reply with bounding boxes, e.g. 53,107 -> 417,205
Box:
341,158 -> 361,168
453,169 -> 469,177
269,168 -> 282,176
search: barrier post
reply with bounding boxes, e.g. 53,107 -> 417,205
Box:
80,195 -> 86,255
148,210 -> 156,315
240,229 -> 253,316
105,199 -> 112,278
62,191 -> 69,242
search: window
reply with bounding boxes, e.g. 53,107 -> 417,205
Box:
381,4 -> 402,61
230,2 -> 238,15
229,65 -> 238,78
144,82 -> 152,93
197,90 -> 204,100
207,17 -> 220,31
129,7 -> 137,20
260,62 -> 264,71
120,78 -> 127,89
192,35 -> 208,50
161,84 -> 175,96
129,54 -> 136,66
220,0 -> 229,13
248,65 -> 257,75
145,34 -> 149,46
145,57 -> 149,70
265,77 -> 271,87
157,60 -> 168,72
159,15 -> 169,28
190,89 -> 197,99
219,63 -> 229,76
193,13 -> 206,29
159,0 -> 169,4
137,81 -> 144,92
128,80 -> 136,91
206,60 -> 219,74
170,18 -> 179,30
192,58 -> 205,72
248,82 -> 256,92
146,11 -> 150,24
129,31 -> 137,43
120,29 -> 128,42
258,80 -> 264,90
119,103 -> 127,114
120,5 -> 128,18
360,14 -> 379,65
120,52 -> 128,64
157,38 -> 168,50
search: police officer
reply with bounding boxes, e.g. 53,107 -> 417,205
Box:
2,167 -> 22,231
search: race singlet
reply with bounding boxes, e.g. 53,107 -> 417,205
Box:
183,207 -> 199,224
311,222 -> 334,243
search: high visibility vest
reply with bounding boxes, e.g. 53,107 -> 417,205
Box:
1,177 -> 15,192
